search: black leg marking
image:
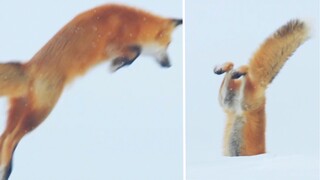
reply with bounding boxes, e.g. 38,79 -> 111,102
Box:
213,68 -> 225,75
4,144 -> 17,180
213,65 -> 230,75
111,45 -> 141,71
111,57 -> 134,71
231,71 -> 246,79
127,45 -> 141,60
5,159 -> 13,180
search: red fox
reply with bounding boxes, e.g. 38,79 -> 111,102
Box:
0,4 -> 182,179
214,20 -> 309,156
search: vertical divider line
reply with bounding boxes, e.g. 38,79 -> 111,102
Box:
182,0 -> 186,179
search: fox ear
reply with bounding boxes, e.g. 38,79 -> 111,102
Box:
170,18 -> 183,27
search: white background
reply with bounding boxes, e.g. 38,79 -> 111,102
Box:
0,1 -> 182,180
186,0 -> 319,179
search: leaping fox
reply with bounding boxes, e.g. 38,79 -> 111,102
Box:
0,4 -> 182,179
214,19 -> 309,156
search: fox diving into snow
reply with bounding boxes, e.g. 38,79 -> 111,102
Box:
0,4 -> 182,179
214,19 -> 309,156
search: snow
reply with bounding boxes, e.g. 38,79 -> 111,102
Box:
189,154 -> 318,180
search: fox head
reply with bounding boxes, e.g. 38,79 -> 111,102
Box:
107,14 -> 183,72
139,18 -> 183,68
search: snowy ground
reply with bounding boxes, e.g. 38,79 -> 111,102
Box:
189,154 -> 318,180
186,0 -> 319,180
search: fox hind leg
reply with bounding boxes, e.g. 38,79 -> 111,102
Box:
0,81 -> 63,180
0,100 -> 57,180
0,97 -> 29,180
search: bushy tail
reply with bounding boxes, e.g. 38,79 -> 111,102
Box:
0,62 -> 29,97
248,19 -> 309,87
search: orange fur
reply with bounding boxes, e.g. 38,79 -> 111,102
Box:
0,4 -> 182,179
214,20 -> 309,156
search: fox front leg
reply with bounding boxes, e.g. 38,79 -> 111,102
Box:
110,45 -> 141,72
230,65 -> 248,79
213,62 -> 234,75
214,62 -> 248,111
214,62 -> 248,79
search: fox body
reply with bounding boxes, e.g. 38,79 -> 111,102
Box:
214,20 -> 309,156
0,4 -> 182,179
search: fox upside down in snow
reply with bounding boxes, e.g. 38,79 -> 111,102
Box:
0,4 -> 182,179
214,19 -> 309,156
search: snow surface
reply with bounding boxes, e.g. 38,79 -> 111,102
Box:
186,0 -> 319,180
189,154 -> 318,180
0,1 -> 182,180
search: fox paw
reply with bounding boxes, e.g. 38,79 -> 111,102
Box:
231,71 -> 246,79
110,57 -> 134,72
230,65 -> 248,79
213,62 -> 234,75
